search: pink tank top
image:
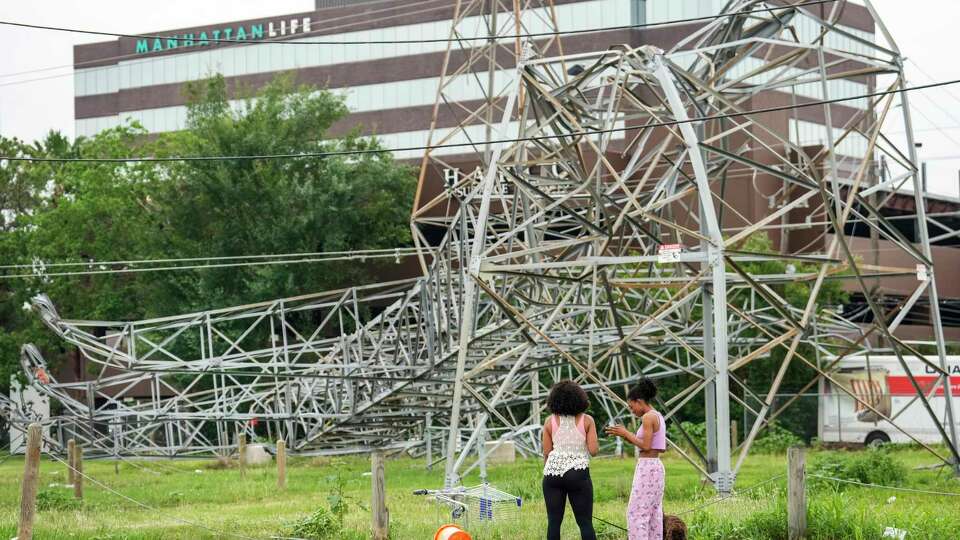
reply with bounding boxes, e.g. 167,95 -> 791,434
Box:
636,410 -> 666,451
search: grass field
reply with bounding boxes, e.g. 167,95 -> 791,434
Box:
1,446 -> 959,539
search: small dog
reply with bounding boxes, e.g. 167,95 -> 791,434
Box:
663,514 -> 687,540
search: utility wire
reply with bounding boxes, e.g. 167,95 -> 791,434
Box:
0,250 -> 417,279
0,0 -> 837,89
0,0 -> 835,47
908,59 -> 960,113
1,77 -> 956,164
0,0 -> 457,88
675,473 -> 787,516
45,450 -> 264,540
0,246 -> 422,270
809,474 -> 960,497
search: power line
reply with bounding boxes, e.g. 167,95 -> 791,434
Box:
0,0 -> 457,88
0,0 -> 836,90
0,0 -> 835,48
908,58 -> 960,112
0,246 -> 422,270
809,474 -> 960,497
0,250 -> 419,279
1,77 -> 955,164
45,450 -> 264,540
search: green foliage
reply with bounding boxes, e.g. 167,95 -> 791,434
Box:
688,499 -> 787,540
667,421 -> 707,454
0,72 -> 415,392
284,471 -> 362,540
668,420 -> 800,455
286,507 -> 339,539
37,489 -> 81,511
0,452 -> 957,539
326,471 -> 349,528
751,423 -> 803,454
810,448 -> 907,488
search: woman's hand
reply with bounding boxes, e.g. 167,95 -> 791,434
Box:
604,424 -> 631,438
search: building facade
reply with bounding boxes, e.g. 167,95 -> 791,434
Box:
71,0 -> 960,338
73,1 -> 871,152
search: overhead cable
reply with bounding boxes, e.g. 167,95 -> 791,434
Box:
0,1 -> 835,47
1,77 -> 956,164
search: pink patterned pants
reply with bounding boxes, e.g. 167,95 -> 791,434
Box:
627,458 -> 664,540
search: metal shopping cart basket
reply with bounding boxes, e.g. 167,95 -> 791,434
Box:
413,483 -> 523,533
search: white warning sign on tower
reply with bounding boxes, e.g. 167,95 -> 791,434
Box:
657,244 -> 684,264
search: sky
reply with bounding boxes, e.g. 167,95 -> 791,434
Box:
0,1 -> 959,196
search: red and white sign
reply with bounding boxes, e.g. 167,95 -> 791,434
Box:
657,244 -> 684,263
886,375 -> 960,397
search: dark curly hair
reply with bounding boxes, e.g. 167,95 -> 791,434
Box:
627,378 -> 658,403
546,380 -> 589,416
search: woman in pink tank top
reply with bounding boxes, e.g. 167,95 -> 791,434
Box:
604,378 -> 666,540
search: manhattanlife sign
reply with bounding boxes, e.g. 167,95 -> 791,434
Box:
134,17 -> 313,55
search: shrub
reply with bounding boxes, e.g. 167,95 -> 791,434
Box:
752,423 -> 804,454
668,421 -> 802,455
810,447 -> 906,488
286,508 -> 339,540
37,489 -> 81,511
667,421 -> 707,453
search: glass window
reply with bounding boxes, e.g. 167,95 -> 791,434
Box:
295,39 -> 308,68
120,64 -> 132,90
258,44 -> 270,74
74,71 -> 86,96
243,45 -> 256,75
108,67 -> 118,93
140,59 -> 153,86
187,53 -> 200,81
130,61 -> 142,88
271,42 -> 284,71
94,68 -> 105,94
152,59 -> 163,87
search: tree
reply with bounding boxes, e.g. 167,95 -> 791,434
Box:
0,73 -> 416,385
153,74 -> 415,310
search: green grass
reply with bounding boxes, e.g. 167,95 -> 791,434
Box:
1,446 -> 959,539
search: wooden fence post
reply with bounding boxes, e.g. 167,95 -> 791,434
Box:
238,433 -> 247,477
425,413 -> 432,471
276,439 -> 286,490
371,451 -> 389,540
73,444 -> 84,500
67,438 -> 76,485
17,423 -> 42,540
787,446 -> 806,540
732,421 -> 738,446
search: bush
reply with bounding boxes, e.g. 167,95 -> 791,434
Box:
810,447 -> 906,488
667,421 -> 707,453
752,423 -> 804,454
687,500 -> 787,539
37,489 -> 81,511
668,421 -> 802,455
286,508 -> 339,540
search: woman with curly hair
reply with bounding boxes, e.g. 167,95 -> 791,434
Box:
542,380 -> 600,540
605,378 -> 666,540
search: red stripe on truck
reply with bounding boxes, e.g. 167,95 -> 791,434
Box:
886,375 -> 960,397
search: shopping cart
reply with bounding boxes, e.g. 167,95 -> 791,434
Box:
413,483 -> 522,534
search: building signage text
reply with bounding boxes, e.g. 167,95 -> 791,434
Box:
134,17 -> 313,55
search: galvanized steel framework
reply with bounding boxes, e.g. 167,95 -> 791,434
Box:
4,0 -> 960,493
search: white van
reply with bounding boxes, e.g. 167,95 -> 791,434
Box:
819,355 -> 960,446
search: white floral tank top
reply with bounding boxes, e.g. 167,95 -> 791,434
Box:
543,414 -> 590,477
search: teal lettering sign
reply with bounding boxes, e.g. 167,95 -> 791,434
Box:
133,17 -> 311,55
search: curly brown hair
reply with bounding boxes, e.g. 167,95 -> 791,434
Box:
546,380 -> 589,416
627,378 -> 658,403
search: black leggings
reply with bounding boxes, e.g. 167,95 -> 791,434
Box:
542,468 -> 597,540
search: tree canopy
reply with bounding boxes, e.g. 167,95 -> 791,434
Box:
0,74 -> 416,386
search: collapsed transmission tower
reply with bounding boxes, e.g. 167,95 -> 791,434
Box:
5,0 -> 960,494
